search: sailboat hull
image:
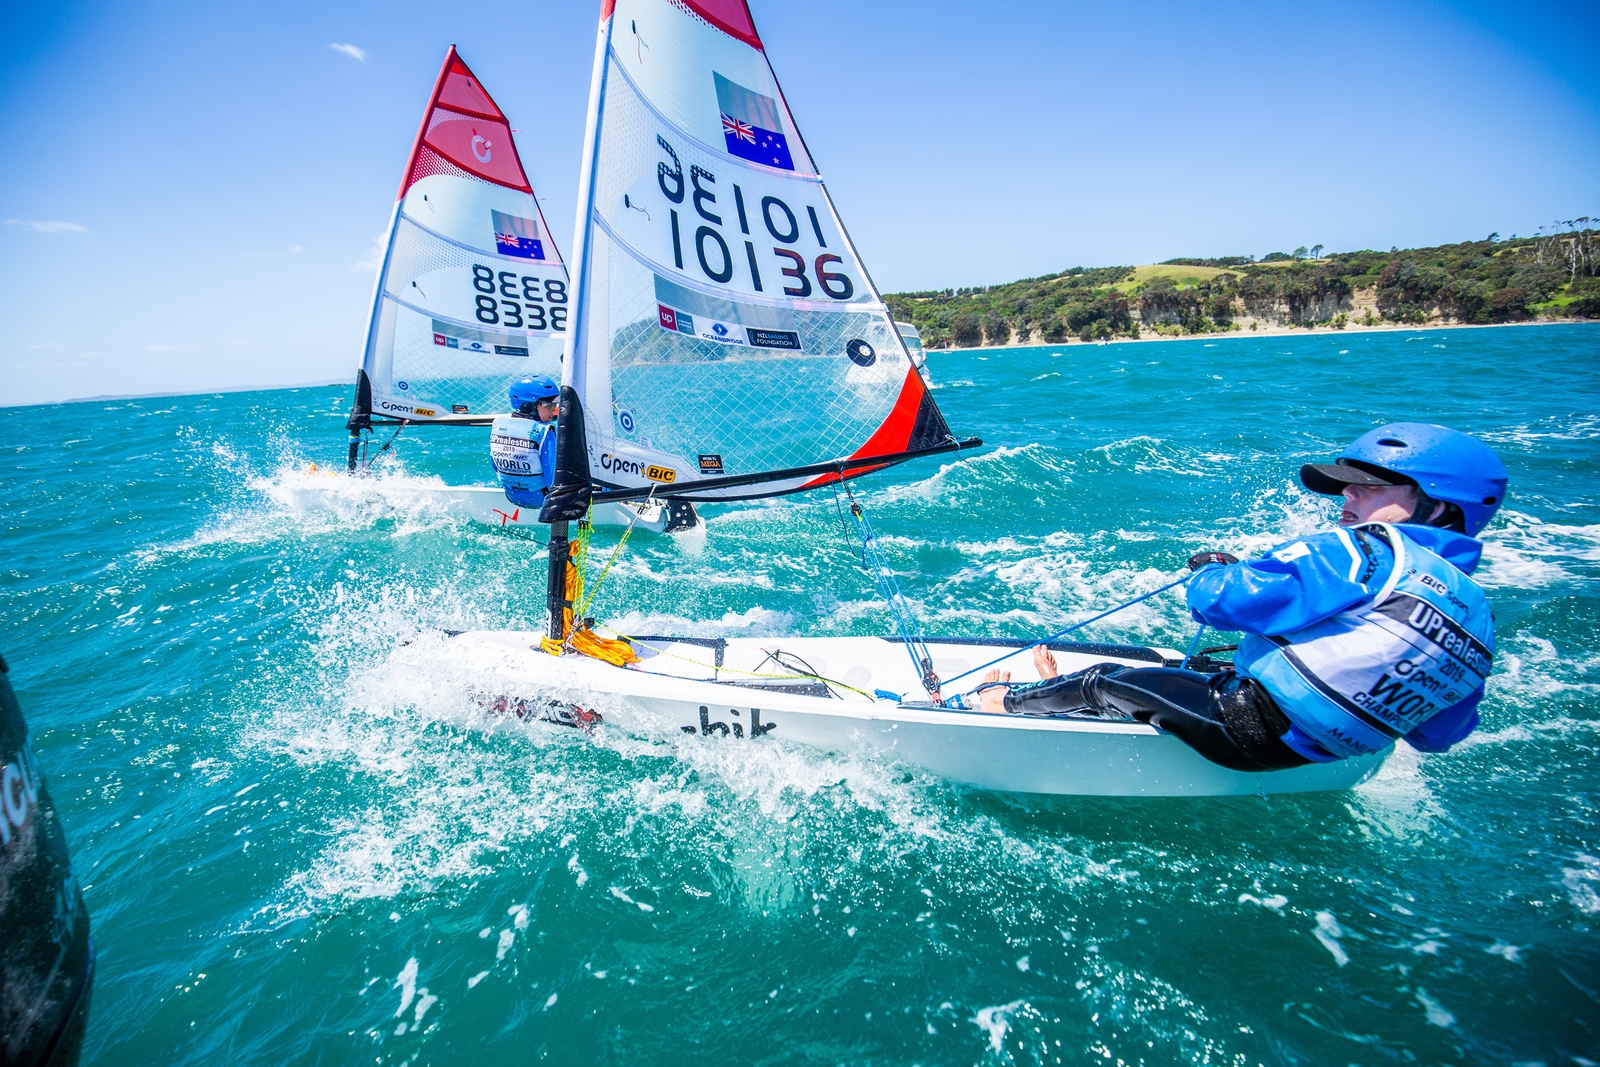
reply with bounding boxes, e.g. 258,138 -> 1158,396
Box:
448,632 -> 1388,797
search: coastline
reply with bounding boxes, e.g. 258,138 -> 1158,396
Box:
930,316 -> 1596,354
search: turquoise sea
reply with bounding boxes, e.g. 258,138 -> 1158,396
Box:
3,323 -> 1598,1065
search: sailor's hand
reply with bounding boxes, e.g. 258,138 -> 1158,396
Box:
1188,551 -> 1239,571
976,669 -> 1011,714
1032,645 -> 1059,680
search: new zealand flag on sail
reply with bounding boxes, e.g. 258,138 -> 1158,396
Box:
714,73 -> 794,171
491,209 -> 546,260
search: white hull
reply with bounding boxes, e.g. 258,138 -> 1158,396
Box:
276,468 -> 678,532
451,631 -> 1388,797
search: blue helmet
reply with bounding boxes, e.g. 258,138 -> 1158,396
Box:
508,374 -> 559,415
1300,422 -> 1508,536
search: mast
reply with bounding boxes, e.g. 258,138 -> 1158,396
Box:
538,0 -> 982,642
543,7 -> 619,640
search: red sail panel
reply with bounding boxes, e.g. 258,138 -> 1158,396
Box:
399,47 -> 532,197
435,58 -> 502,118
615,0 -> 762,49
419,112 -> 529,191
798,368 -> 932,490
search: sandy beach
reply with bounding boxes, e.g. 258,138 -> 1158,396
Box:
935,314 -> 1594,353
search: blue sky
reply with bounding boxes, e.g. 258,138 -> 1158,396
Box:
2,0 -> 1597,406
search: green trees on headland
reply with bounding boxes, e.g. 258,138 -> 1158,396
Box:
885,224 -> 1600,348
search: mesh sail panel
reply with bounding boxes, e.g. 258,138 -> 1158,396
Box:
356,47 -> 568,422
565,0 -> 951,499
367,204 -> 565,418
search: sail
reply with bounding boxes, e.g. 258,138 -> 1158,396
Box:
556,0 -> 965,503
351,47 -> 568,425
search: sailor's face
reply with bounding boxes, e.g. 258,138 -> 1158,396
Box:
1340,482 -> 1418,526
535,398 -> 559,423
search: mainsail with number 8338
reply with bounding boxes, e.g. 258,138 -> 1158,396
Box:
346,46 -> 569,465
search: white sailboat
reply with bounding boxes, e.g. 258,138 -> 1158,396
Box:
442,2 -> 1387,797
894,321 -> 932,385
303,46 -> 693,533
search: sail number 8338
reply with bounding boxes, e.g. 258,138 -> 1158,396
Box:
472,265 -> 568,331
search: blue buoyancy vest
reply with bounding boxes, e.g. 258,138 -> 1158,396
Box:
1235,523 -> 1495,759
490,413 -> 554,507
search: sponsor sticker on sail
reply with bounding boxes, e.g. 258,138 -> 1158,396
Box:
714,73 -> 793,171
492,210 -> 552,262
657,303 -> 746,346
657,302 -> 802,351
432,319 -> 529,357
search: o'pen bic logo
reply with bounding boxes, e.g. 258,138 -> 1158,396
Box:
471,133 -> 492,163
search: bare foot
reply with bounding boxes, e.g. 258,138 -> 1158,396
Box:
975,669 -> 1010,714
1032,645 -> 1059,680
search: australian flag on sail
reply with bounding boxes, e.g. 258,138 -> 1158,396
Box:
491,209 -> 546,260
714,73 -> 793,171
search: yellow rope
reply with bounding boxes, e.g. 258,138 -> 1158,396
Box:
539,501 -> 873,696
540,513 -> 641,665
575,506 -> 639,621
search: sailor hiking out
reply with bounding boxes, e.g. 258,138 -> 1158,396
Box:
490,375 -> 560,509
973,423 -> 1508,772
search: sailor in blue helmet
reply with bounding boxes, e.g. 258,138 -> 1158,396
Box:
490,375 -> 561,509
972,423 -> 1508,772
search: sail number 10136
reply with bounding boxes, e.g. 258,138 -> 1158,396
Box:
472,265 -> 567,331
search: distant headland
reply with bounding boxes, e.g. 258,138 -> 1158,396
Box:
885,224 -> 1599,348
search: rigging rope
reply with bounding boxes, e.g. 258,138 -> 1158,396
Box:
937,574 -> 1192,691
602,630 -> 877,701
535,483 -> 1203,704
362,421 -> 407,470
835,483 -> 942,701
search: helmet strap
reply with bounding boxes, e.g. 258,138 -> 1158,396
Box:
1411,488 -> 1465,532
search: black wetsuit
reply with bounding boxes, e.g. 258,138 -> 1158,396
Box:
1001,663 -> 1311,772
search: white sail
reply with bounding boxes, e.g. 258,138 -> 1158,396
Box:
352,47 -> 568,424
557,0 -> 960,502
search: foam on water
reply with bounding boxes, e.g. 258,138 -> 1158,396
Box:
7,328 -> 1600,1064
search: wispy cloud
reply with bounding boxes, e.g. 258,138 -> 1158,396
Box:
144,344 -> 177,352
329,43 -> 367,62
353,232 -> 385,272
226,340 -> 251,347
288,243 -> 303,254
6,219 -> 88,234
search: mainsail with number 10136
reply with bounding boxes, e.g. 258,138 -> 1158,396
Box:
537,0 -> 977,532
